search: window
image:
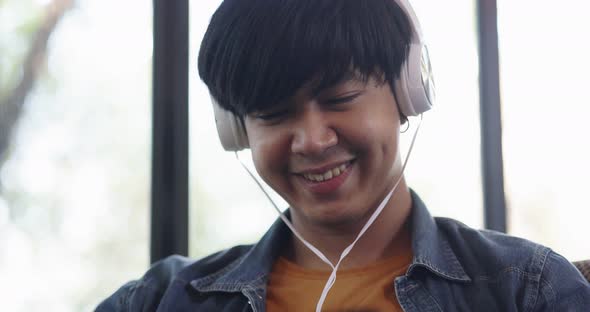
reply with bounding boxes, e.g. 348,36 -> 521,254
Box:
0,0 -> 151,310
403,0 -> 483,228
498,0 -> 590,261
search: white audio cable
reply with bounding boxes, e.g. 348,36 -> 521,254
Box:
236,114 -> 423,312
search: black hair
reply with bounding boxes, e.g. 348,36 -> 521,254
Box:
198,0 -> 413,118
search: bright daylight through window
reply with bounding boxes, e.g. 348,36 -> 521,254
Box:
0,0 -> 151,310
498,0 -> 590,261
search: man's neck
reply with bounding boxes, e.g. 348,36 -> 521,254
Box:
284,181 -> 413,270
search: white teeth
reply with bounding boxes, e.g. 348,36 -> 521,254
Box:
302,162 -> 350,182
333,167 -> 341,176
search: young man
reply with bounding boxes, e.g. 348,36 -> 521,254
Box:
98,0 -> 590,311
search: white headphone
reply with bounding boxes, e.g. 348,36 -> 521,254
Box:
211,0 -> 435,151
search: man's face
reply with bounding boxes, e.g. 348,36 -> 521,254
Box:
244,76 -> 403,227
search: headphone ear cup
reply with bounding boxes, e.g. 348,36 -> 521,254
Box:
211,96 -> 250,151
394,42 -> 435,117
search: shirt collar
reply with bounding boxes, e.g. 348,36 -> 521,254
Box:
189,212 -> 290,293
407,189 -> 471,282
190,190 -> 470,293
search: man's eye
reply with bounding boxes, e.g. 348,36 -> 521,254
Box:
324,93 -> 360,105
255,110 -> 288,121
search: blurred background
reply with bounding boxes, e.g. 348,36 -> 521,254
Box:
0,0 -> 588,310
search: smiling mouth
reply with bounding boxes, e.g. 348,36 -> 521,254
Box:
301,161 -> 352,183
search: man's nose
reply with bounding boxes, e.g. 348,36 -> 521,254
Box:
290,107 -> 338,156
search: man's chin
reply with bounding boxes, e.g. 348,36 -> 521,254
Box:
297,205 -> 370,230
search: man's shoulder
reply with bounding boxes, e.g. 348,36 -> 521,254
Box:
435,216 -> 548,254
139,245 -> 255,289
433,216 -> 552,274
178,244 -> 255,279
96,245 -> 254,311
431,216 -> 590,309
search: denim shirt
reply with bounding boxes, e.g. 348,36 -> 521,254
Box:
97,191 -> 590,311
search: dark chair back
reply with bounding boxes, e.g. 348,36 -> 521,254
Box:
573,260 -> 590,283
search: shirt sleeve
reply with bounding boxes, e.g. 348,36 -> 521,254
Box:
94,255 -> 194,312
533,251 -> 590,311
95,279 -> 170,312
95,281 -> 138,312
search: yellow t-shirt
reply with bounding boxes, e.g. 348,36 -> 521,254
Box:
266,251 -> 412,312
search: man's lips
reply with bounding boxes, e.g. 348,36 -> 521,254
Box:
296,161 -> 354,194
289,158 -> 355,196
294,160 -> 355,175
